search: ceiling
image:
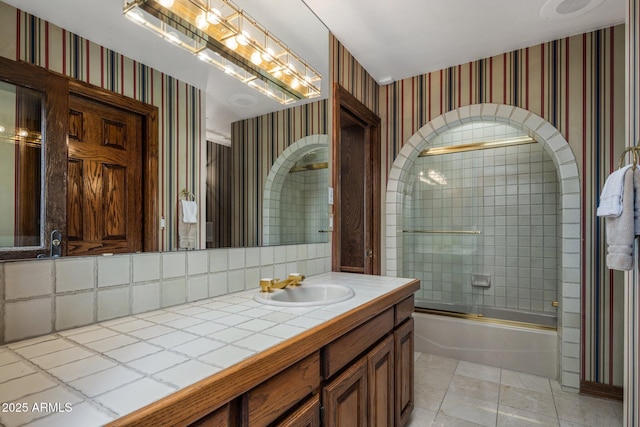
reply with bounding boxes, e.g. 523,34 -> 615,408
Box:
4,0 -> 625,143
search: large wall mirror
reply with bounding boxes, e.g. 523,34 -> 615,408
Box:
0,0 -> 329,260
0,57 -> 68,259
0,81 -> 43,249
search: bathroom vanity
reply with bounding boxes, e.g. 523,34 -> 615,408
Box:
0,273 -> 418,427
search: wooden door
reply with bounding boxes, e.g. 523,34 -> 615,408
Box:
67,94 -> 143,256
323,357 -> 368,426
368,335 -> 395,427
332,84 -> 381,275
395,318 -> 415,427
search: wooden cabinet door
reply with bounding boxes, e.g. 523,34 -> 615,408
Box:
276,395 -> 320,427
67,94 -> 143,256
368,335 -> 394,427
395,318 -> 414,427
323,357 -> 368,426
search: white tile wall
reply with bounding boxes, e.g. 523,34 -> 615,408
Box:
98,256 -> 130,288
5,260 -> 53,299
4,298 -> 53,342
55,258 -> 95,292
403,122 -> 559,316
55,292 -> 94,330
0,243 -> 331,344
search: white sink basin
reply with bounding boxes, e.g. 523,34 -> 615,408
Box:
254,284 -> 355,307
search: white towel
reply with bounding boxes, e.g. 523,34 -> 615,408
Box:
178,200 -> 197,249
181,200 -> 198,223
597,164 -> 633,217
605,167 -> 635,271
635,169 -> 640,235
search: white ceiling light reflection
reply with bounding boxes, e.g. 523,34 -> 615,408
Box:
419,170 -> 447,185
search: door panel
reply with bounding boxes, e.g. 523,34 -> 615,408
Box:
323,357 -> 368,426
67,94 -> 143,256
339,125 -> 365,272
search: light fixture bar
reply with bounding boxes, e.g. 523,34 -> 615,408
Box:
418,136 -> 535,157
123,0 -> 322,105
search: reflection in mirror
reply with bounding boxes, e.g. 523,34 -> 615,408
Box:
0,81 -> 43,249
263,135 -> 329,246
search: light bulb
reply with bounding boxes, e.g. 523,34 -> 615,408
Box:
159,0 -> 174,8
195,13 -> 209,30
251,52 -> 262,65
0,125 -> 5,133
262,48 -> 274,62
207,9 -> 221,24
18,130 -> 28,137
290,78 -> 299,89
273,69 -> 282,78
198,52 -> 210,62
224,65 -> 234,74
225,37 -> 238,50
236,31 -> 249,46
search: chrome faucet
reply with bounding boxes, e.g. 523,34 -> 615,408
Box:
260,273 -> 305,293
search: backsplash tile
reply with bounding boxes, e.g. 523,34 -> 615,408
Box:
98,256 -> 131,288
55,292 -> 95,330
162,252 -> 186,279
132,282 -> 161,314
0,244 -> 331,344
55,258 -> 95,292
5,298 -> 53,342
97,287 -> 130,322
162,278 -> 186,307
132,253 -> 161,283
5,260 -> 53,300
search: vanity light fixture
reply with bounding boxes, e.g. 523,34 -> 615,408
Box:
123,0 -> 322,105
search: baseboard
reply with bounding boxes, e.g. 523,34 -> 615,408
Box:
580,380 -> 623,401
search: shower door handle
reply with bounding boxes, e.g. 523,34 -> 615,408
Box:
365,249 -> 374,258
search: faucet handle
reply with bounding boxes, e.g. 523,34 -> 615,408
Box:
260,278 -> 276,293
288,273 -> 305,286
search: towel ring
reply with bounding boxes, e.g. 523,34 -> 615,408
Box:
179,188 -> 196,201
618,146 -> 639,170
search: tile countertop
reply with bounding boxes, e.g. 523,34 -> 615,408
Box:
0,272 -> 416,427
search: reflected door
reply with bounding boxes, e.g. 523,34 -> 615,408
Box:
67,94 -> 143,256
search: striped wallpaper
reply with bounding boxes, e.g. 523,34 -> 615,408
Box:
331,24 -> 626,389
230,100 -> 328,247
0,2 -> 203,252
625,0 -> 639,424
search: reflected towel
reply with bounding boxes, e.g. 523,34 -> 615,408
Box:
181,200 -> 198,223
635,169 -> 640,235
605,167 -> 635,271
597,164 -> 633,217
178,201 -> 197,250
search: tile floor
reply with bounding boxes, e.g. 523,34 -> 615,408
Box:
408,353 -> 623,426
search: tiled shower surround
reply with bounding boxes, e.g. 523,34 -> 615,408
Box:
402,122 -> 559,317
0,243 -> 332,345
279,154 -> 329,245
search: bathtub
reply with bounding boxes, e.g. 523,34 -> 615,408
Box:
413,311 -> 558,379
415,299 -> 557,328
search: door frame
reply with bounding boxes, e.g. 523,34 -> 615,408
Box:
69,80 -> 159,253
331,83 -> 381,274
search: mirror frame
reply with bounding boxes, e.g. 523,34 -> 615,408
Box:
0,57 -> 68,259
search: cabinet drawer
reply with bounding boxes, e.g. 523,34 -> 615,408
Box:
243,352 -> 320,427
395,295 -> 414,326
322,308 -> 394,378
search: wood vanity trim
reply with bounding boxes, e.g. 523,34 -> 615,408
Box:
322,307 -> 394,378
106,279 -> 419,427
